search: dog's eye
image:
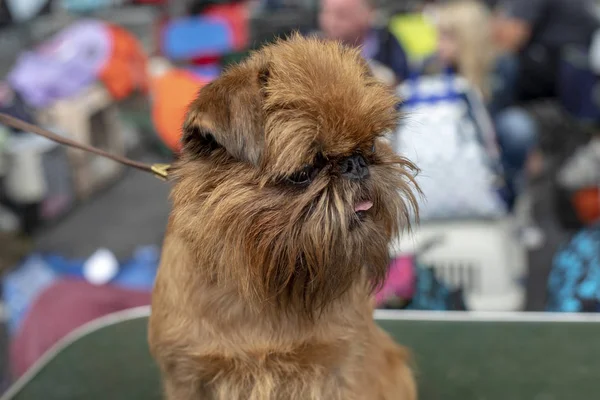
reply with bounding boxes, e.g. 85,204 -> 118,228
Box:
287,165 -> 317,186
371,141 -> 376,153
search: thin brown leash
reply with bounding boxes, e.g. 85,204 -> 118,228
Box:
0,112 -> 170,180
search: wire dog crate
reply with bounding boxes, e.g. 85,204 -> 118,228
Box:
391,218 -> 527,311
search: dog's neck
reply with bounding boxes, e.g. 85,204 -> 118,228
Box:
156,232 -> 375,350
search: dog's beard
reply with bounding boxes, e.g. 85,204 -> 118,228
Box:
171,148 -> 416,318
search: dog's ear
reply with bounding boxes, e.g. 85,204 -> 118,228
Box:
181,61 -> 270,165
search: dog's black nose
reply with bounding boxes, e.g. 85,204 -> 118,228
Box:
339,154 -> 369,180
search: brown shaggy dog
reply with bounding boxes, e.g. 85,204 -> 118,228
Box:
149,35 -> 419,400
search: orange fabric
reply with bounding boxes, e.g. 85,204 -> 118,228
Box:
150,69 -> 207,152
99,24 -> 148,100
572,187 -> 600,225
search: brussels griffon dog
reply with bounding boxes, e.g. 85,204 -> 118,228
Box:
149,35 -> 418,400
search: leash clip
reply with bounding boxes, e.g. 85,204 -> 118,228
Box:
151,164 -> 170,181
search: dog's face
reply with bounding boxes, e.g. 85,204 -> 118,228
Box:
170,35 -> 417,315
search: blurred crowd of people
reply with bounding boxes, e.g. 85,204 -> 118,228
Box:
317,0 -> 600,217
315,0 -> 600,313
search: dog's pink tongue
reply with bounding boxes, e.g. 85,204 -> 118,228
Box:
354,201 -> 373,212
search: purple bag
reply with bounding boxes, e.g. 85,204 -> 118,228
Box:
8,20 -> 111,107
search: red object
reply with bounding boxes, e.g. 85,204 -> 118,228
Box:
572,187 -> 600,225
10,279 -> 151,378
99,24 -> 148,100
203,3 -> 249,51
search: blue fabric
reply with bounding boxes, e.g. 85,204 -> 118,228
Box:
494,106 -> 538,205
43,246 -> 160,290
407,266 -> 453,311
402,69 -> 461,107
547,224 -> 600,312
162,17 -> 232,60
2,246 -> 160,335
3,256 -> 57,334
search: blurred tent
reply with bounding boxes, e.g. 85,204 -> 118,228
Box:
3,308 -> 600,400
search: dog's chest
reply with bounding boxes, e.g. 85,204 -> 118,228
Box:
192,342 -> 362,400
196,361 -> 352,400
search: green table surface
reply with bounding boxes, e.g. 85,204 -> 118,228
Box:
379,316 -> 600,400
4,309 -> 600,400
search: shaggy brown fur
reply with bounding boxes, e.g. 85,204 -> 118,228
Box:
149,35 -> 419,400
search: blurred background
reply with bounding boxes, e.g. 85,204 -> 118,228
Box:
0,0 -> 599,397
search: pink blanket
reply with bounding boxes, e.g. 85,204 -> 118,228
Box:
10,279 -> 151,378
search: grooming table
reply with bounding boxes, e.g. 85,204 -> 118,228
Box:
376,310 -> 600,399
3,308 -> 600,400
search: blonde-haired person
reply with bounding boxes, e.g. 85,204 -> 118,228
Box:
423,0 -> 518,115
419,0 -> 527,207
437,0 -> 494,99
